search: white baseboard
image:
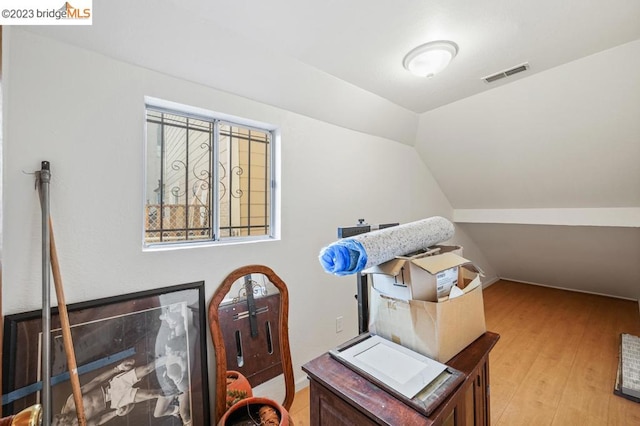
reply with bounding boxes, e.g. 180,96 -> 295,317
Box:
295,376 -> 310,393
482,276 -> 500,289
499,277 -> 638,302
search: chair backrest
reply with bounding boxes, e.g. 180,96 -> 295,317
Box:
208,265 -> 294,423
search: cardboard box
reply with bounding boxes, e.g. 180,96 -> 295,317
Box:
363,246 -> 474,302
368,278 -> 487,363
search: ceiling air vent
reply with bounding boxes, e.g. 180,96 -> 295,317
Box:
482,62 -> 529,83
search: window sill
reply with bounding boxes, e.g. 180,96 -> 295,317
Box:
142,235 -> 279,252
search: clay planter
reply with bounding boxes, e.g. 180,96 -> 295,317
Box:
218,396 -> 290,426
0,404 -> 42,426
226,370 -> 253,409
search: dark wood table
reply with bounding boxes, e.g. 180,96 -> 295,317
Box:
302,332 -> 500,425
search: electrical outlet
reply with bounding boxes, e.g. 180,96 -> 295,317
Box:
336,316 -> 343,333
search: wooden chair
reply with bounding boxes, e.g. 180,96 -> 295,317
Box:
208,265 -> 295,424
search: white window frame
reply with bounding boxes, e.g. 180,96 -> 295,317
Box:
143,97 -> 280,250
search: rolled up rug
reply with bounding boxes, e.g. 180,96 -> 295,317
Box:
319,216 -> 455,275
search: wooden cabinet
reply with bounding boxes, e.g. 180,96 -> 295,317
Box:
302,332 -> 499,426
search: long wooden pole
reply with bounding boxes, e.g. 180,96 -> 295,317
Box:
48,218 -> 86,426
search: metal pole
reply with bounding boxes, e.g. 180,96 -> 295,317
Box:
356,272 -> 369,334
38,161 -> 52,426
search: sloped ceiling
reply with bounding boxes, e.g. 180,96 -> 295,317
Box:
23,1 -> 640,143
158,0 -> 640,114
458,224 -> 640,300
417,41 -> 640,211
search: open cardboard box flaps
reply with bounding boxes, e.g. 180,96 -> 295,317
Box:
363,246 -> 484,302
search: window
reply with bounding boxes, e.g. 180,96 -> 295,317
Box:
144,101 -> 276,247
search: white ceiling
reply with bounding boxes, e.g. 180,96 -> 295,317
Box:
25,0 -> 640,114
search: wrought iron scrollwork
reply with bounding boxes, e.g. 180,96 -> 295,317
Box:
191,168 -> 211,220
218,164 -> 245,200
230,166 -> 244,199
170,160 -> 187,199
232,279 -> 268,303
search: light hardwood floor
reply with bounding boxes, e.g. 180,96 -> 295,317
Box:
291,280 -> 640,425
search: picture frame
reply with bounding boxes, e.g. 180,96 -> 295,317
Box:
2,281 -> 209,426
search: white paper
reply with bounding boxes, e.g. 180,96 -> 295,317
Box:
448,285 -> 464,299
336,335 -> 447,399
354,343 -> 425,384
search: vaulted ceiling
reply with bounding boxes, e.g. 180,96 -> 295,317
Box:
27,0 -> 640,114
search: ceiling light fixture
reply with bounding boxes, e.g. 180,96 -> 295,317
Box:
403,40 -> 459,78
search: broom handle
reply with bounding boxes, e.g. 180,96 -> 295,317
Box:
49,218 -> 87,426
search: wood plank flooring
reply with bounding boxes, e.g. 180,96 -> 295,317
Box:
291,280 -> 640,425
289,386 -> 311,426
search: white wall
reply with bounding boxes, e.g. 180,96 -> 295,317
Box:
416,39 -> 640,212
415,39 -> 640,299
2,29 -> 493,409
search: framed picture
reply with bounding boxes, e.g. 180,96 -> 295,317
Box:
2,281 -> 209,426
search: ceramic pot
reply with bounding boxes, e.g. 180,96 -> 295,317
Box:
218,396 -> 290,426
0,404 -> 42,426
226,370 -> 253,409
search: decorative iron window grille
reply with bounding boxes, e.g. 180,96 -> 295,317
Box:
145,106 -> 273,246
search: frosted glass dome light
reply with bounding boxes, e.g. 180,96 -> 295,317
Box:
403,40 -> 459,78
